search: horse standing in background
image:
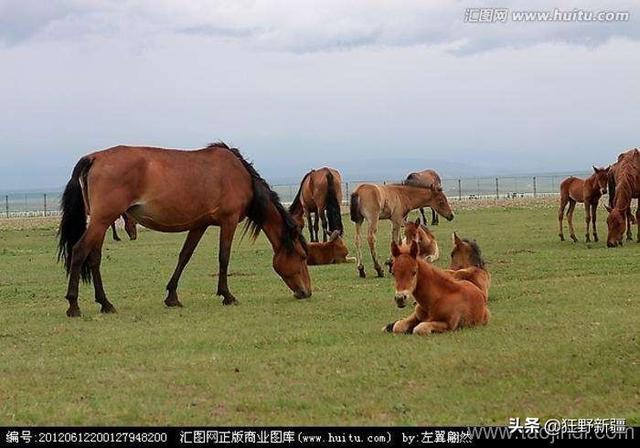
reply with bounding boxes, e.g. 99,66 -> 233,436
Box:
110,214 -> 138,241
58,142 -> 311,317
405,169 -> 443,225
289,167 -> 343,242
557,166 -> 610,242
349,179 -> 454,278
606,148 -> 640,247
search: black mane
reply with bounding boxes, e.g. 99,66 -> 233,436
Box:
207,142 -> 306,253
463,238 -> 486,269
289,170 -> 313,215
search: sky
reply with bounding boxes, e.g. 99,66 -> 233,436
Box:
0,0 -> 639,191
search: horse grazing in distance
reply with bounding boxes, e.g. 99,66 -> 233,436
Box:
606,148 -> 640,247
306,230 -> 354,265
405,169 -> 443,225
58,142 -> 311,317
558,166 -> 610,242
289,167 -> 343,242
384,240 -> 489,335
110,214 -> 138,241
349,180 -> 453,278
403,218 -> 439,262
447,232 -> 491,298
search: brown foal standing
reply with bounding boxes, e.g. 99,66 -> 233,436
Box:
384,240 -> 489,335
558,166 -> 609,242
58,142 -> 311,317
349,181 -> 454,278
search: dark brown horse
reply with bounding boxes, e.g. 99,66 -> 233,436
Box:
405,169 -> 443,225
110,214 -> 137,241
606,148 -> 640,246
58,142 -> 311,317
557,166 -> 609,242
289,167 -> 343,242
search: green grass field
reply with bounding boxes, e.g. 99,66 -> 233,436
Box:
1,203 -> 639,426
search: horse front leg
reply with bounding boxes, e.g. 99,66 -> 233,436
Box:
385,217 -> 402,273
558,195 -> 568,241
412,320 -> 451,335
305,210 -> 314,242
584,202 -> 591,242
216,218 -> 240,305
384,311 -> 420,334
591,203 -> 598,242
164,226 -> 207,307
567,200 -> 578,242
431,207 -> 439,225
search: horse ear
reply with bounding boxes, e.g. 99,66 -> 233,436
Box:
409,240 -> 419,259
452,232 -> 462,246
604,205 -> 613,213
391,241 -> 401,258
328,230 -> 340,242
592,165 -> 599,173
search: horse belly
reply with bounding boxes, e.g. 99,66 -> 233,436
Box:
127,203 -> 218,232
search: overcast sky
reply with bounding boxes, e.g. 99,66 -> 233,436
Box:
1,0 -> 639,190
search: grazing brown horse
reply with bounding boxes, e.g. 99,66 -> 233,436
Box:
384,240 -> 489,335
405,169 -> 443,225
289,167 -> 343,242
306,230 -> 353,265
447,232 -> 490,297
558,166 -> 609,242
606,148 -> 640,246
58,142 -> 311,317
110,214 -> 138,241
403,218 -> 439,262
349,180 -> 453,278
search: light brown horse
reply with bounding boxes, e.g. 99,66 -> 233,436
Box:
447,232 -> 491,297
384,240 -> 489,335
110,214 -> 138,241
606,148 -> 640,246
558,166 -> 609,242
405,169 -> 443,225
349,180 -> 454,278
289,167 -> 343,242
403,218 -> 439,262
58,142 -> 311,317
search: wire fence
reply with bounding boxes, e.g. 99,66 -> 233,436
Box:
1,172 -> 589,219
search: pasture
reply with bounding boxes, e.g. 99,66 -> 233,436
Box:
1,201 -> 638,426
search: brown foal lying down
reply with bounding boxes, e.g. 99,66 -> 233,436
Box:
446,232 -> 491,298
403,218 -> 439,262
384,240 -> 489,335
306,230 -> 354,265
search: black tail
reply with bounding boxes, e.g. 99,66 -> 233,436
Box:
325,171 -> 343,235
57,157 -> 93,283
289,170 -> 313,216
350,192 -> 363,224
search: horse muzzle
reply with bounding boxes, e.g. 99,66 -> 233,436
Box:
446,213 -> 454,222
294,289 -> 312,299
394,293 -> 409,308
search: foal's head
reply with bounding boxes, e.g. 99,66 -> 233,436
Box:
390,240 -> 420,308
605,205 -> 627,247
450,232 -> 485,269
592,165 -> 610,195
430,186 -> 454,221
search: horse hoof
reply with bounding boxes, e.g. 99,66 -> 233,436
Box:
375,269 -> 385,278
222,297 -> 238,305
383,322 -> 395,333
570,235 -> 578,243
66,307 -> 81,318
164,297 -> 183,308
358,267 -> 366,278
593,235 -> 599,242
585,236 -> 591,243
559,235 -> 565,242
100,303 -> 117,314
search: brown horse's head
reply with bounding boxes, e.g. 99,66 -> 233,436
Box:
326,230 -> 349,260
450,232 -> 485,269
430,185 -> 454,221
390,240 -> 419,308
592,165 -> 610,195
605,205 -> 627,247
273,228 -> 312,299
403,218 -> 421,243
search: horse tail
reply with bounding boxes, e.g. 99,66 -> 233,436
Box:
325,171 -> 343,234
289,170 -> 312,215
57,157 -> 93,283
350,191 -> 363,224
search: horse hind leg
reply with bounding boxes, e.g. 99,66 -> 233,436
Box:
584,202 -> 592,242
319,207 -> 329,242
431,207 -> 439,225
88,245 -> 116,313
558,195 -> 568,241
567,200 -> 578,242
366,218 -> 384,277
412,320 -> 450,335
111,222 -> 121,241
354,221 -> 366,278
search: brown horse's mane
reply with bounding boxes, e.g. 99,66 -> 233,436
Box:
462,238 -> 486,269
206,142 -> 306,253
397,178 -> 436,189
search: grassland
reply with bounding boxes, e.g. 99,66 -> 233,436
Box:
0,202 -> 638,425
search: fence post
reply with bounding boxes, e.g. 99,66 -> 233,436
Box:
457,179 -> 462,200
495,178 -> 499,199
533,176 -> 537,198
5,195 -> 8,218
44,194 -> 47,217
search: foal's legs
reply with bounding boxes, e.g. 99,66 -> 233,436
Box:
558,194 -> 568,241
412,321 -> 450,335
319,206 -> 328,242
584,202 -> 592,242
591,202 -> 599,242
111,222 -> 121,241
216,217 -> 240,305
367,217 -> 384,277
65,221 -> 109,317
566,199 -> 578,242
354,221 -> 366,278
164,226 -> 207,307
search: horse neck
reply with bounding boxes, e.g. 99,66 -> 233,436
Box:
401,187 -> 434,213
614,175 -> 633,209
261,202 -> 287,252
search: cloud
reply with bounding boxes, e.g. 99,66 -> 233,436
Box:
0,0 -> 638,54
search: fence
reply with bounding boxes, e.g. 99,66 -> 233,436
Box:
1,172 -> 589,219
